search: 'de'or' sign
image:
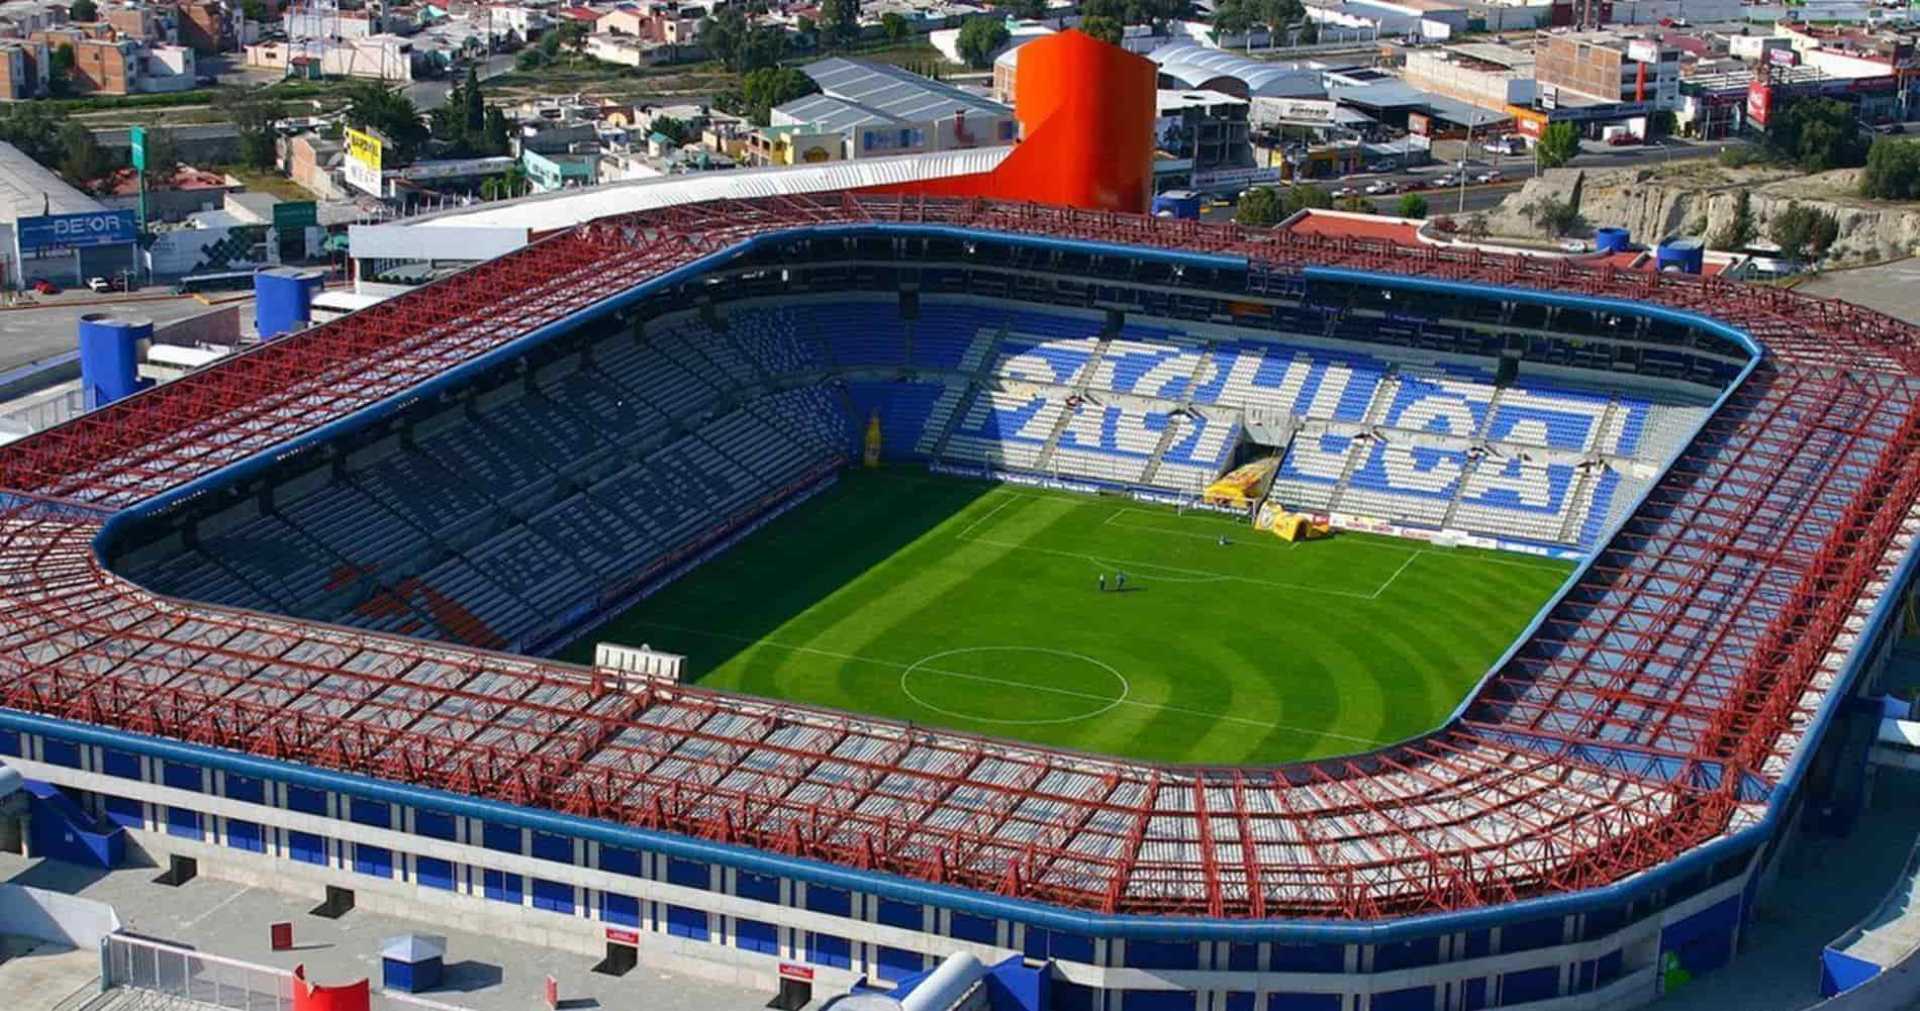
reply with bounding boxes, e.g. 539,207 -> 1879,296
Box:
16,210 -> 139,253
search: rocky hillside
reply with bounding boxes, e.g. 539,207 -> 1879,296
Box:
1481,161 -> 1920,263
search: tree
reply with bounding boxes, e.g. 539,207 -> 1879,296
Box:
1861,136 -> 1920,200
699,9 -> 746,68
218,91 -> 284,170
1282,183 -> 1331,213
482,106 -> 512,156
68,0 -> 97,19
47,43 -> 75,98
651,115 -> 693,145
1709,189 -> 1755,251
1522,194 -> 1584,237
738,22 -> 787,71
461,64 -> 485,138
1294,18 -> 1316,43
140,125 -> 182,179
999,0 -> 1046,17
57,122 -> 108,187
956,17 -> 1009,68
1081,15 -> 1123,43
738,65 -> 818,125
481,164 -> 527,200
1336,193 -> 1375,214
515,47 -> 547,70
882,11 -> 910,43
819,0 -> 860,47
0,103 -> 63,166
556,19 -> 589,56
1535,121 -> 1579,169
1235,186 -> 1284,226
238,0 -> 266,20
1769,201 -> 1839,262
1395,192 -> 1429,219
1462,213 -> 1490,241
343,82 -> 428,165
1211,0 -> 1254,37
1767,99 -> 1867,173
1082,0 -> 1124,15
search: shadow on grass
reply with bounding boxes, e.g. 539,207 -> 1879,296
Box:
552,468 -> 998,676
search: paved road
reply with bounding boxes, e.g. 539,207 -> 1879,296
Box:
0,294 -> 225,374
406,53 -> 518,111
1200,138 -> 1746,223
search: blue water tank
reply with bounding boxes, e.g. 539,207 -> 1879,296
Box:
1657,237 -> 1706,274
77,314 -> 154,409
254,267 -> 326,340
1593,227 -> 1633,254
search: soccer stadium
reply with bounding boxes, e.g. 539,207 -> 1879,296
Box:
5,39 -> 1920,1011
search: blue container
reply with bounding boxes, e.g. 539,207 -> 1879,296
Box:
1593,227 -> 1632,254
1656,237 -> 1705,274
254,267 -> 326,340
77,314 -> 154,409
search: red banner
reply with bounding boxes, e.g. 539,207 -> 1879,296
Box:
778,963 -> 816,982
605,927 -> 640,945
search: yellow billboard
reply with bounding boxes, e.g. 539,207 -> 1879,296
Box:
344,127 -> 384,196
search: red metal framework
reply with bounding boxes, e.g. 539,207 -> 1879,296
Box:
0,194 -> 1916,920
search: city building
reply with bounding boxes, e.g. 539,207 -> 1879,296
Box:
0,37 -> 47,99
1534,30 -> 1682,110
0,140 -> 138,288
771,57 -> 1016,160
1403,43 -> 1538,113
520,147 -> 599,191
1154,89 -> 1264,191
1147,41 -> 1327,100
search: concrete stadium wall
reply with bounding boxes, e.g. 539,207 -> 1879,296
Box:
1,742 -> 1764,1011
0,882 -> 121,948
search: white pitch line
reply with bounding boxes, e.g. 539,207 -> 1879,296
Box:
952,496 -> 1019,542
960,534 -> 1380,599
627,619 -> 1388,746
1370,550 -> 1425,600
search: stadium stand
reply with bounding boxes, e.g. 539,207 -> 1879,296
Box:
121,292 -> 1714,656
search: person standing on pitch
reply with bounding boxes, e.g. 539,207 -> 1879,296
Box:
1098,573 -> 1106,593
1116,571 -> 1128,592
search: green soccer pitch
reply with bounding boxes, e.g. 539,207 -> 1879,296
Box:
557,469 -> 1576,765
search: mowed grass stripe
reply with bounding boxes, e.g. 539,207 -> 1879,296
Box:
558,470 -> 1573,764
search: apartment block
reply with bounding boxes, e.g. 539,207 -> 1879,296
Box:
1536,31 -> 1681,109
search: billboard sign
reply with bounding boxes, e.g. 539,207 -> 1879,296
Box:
1746,80 -> 1772,127
1251,97 -> 1340,128
1191,166 -> 1281,189
272,200 -> 317,233
16,210 -> 139,253
344,127 -> 384,196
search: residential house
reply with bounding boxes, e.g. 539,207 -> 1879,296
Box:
0,37 -> 47,98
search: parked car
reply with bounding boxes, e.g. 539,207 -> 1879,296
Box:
1331,185 -> 1359,198
1401,178 -> 1431,190
87,276 -> 114,293
1474,170 -> 1504,183
30,279 -> 58,295
1364,179 -> 1398,195
1559,238 -> 1591,253
1606,132 -> 1643,146
1432,173 -> 1461,187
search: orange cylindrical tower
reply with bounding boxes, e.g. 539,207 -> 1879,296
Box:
859,29 -> 1157,214
999,30 -> 1158,213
